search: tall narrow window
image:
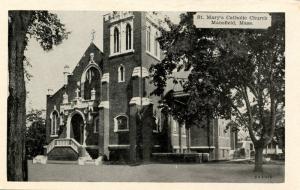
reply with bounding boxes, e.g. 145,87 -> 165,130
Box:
171,117 -> 178,134
83,67 -> 101,100
250,143 -> 254,151
114,27 -> 120,53
126,24 -> 132,50
153,117 -> 160,133
118,65 -> 125,82
181,123 -> 186,135
94,117 -> 99,133
154,31 -> 159,57
146,26 -> 151,52
51,111 -> 59,136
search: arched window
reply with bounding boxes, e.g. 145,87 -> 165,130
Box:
126,24 -> 132,50
51,111 -> 59,136
154,31 -> 159,57
83,66 -> 101,100
181,123 -> 186,135
118,65 -> 125,82
171,116 -> 178,134
153,117 -> 160,133
146,26 -> 151,52
114,115 -> 129,132
94,117 -> 99,133
114,27 -> 120,53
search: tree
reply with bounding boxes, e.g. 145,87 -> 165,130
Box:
25,109 -> 46,159
8,11 -> 69,181
150,12 -> 284,172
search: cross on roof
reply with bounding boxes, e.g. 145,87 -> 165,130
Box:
91,29 -> 96,43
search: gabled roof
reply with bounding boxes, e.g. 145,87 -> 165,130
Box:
85,42 -> 103,54
48,42 -> 104,99
69,42 -> 103,75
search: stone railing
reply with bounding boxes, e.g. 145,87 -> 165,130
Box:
46,138 -> 81,154
60,98 -> 96,112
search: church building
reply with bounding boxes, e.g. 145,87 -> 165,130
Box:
45,11 -> 236,164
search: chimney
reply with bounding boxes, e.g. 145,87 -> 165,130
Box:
47,88 -> 53,96
63,92 -> 68,104
63,65 -> 70,85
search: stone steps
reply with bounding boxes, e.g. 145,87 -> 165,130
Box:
33,149 -> 103,165
84,160 -> 97,165
47,147 -> 79,161
46,160 -> 78,165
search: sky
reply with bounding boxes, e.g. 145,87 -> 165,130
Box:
25,11 -> 181,111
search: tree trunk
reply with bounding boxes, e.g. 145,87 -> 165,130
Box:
254,146 -> 264,172
7,11 -> 32,181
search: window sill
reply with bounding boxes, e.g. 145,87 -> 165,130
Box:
109,49 -> 134,58
50,134 -> 58,138
146,51 -> 160,61
108,144 -> 130,150
172,133 -> 187,137
114,129 -> 129,133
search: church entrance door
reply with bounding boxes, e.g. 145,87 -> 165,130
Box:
71,113 -> 84,144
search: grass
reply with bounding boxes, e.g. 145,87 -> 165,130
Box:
27,160 -> 284,182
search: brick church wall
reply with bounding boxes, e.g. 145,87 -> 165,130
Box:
46,44 -> 104,145
102,12 -> 143,146
46,87 -> 65,143
45,11 -> 237,162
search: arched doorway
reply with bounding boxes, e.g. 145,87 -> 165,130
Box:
71,113 -> 84,144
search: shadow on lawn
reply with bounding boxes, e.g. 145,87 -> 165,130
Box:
104,159 -> 285,166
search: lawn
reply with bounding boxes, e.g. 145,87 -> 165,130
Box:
27,161 -> 284,182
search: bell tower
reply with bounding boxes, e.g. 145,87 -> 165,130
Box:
101,12 -> 162,162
